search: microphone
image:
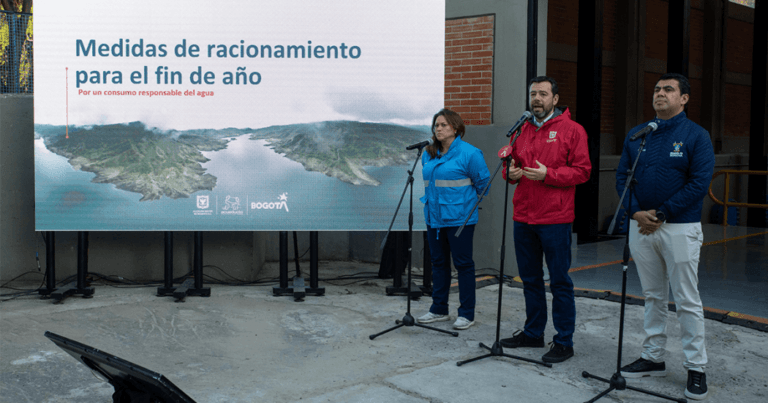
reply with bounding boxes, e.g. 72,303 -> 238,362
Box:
406,138 -> 434,150
506,111 -> 533,137
629,122 -> 658,141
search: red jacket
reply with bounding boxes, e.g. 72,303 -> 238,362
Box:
504,107 -> 591,224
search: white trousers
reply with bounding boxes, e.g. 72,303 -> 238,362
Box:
629,220 -> 707,372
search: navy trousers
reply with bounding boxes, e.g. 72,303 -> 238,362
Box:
426,225 -> 476,321
513,222 -> 575,347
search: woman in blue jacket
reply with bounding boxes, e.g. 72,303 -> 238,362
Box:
417,109 -> 491,330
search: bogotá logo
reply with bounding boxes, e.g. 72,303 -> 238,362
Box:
251,193 -> 289,212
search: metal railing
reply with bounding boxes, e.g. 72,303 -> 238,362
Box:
0,10 -> 33,94
708,169 -> 768,226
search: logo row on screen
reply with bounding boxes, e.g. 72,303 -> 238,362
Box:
194,194 -> 289,216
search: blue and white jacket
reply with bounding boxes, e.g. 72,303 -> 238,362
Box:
421,136 -> 491,229
616,112 -> 715,224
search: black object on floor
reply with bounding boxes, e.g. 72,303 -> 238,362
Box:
44,331 -> 196,403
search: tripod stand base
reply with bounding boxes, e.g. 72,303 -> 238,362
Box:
369,313 -> 459,340
456,341 -> 552,367
581,371 -> 687,403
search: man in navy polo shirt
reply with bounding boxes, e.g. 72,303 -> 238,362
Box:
616,73 -> 715,400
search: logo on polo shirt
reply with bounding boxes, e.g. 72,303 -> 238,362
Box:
670,142 -> 683,157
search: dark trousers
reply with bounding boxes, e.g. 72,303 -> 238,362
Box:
426,225 -> 476,321
513,222 -> 575,347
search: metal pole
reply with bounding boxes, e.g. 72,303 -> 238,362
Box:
310,231 -> 319,289
164,232 -> 174,289
45,232 -> 56,290
279,231 -> 289,289
194,231 -> 203,289
76,232 -> 87,289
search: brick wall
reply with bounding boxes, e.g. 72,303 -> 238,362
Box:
546,59 -> 578,117
644,72 -> 663,122
645,0 -> 669,60
724,83 -> 752,138
724,13 -> 754,137
549,0 -> 579,47
546,0 -> 756,145
726,18 -> 753,74
546,0 -> 579,119
444,15 -> 494,126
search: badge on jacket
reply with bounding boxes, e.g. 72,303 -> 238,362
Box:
547,131 -> 557,143
670,142 -> 684,157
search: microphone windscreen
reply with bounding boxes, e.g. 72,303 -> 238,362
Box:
498,145 -> 513,158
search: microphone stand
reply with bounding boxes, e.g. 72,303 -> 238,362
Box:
370,144 -> 459,340
455,128 -> 551,368
581,133 -> 685,402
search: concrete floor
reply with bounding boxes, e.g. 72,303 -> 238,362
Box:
569,224 -> 768,320
1,259 -> 768,403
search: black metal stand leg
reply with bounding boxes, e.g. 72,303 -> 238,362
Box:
580,262 -> 685,403
385,232 -> 422,299
455,160 -> 550,368
172,231 -> 210,302
307,231 -> 325,295
157,232 -> 176,296
422,231 -> 433,296
39,232 -> 57,297
369,313 -> 459,340
370,147 -> 458,340
273,231 -> 324,300
457,341 -> 552,367
581,371 -> 687,403
51,232 -> 94,303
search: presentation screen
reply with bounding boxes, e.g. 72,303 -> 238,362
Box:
34,0 -> 444,231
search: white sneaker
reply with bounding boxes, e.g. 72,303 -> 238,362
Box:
453,317 -> 475,330
417,312 -> 450,324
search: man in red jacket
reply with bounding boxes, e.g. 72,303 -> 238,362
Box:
500,76 -> 592,363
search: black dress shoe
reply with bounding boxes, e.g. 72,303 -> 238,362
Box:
499,330 -> 545,348
541,342 -> 574,363
620,358 -> 667,378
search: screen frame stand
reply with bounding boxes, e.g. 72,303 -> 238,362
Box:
156,231 -> 176,296
384,231 -> 424,299
42,231 -> 95,303
369,146 -> 459,340
38,231 -> 57,297
581,134 -> 686,403
157,231 -> 210,302
273,231 -> 325,300
454,129 -> 551,368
